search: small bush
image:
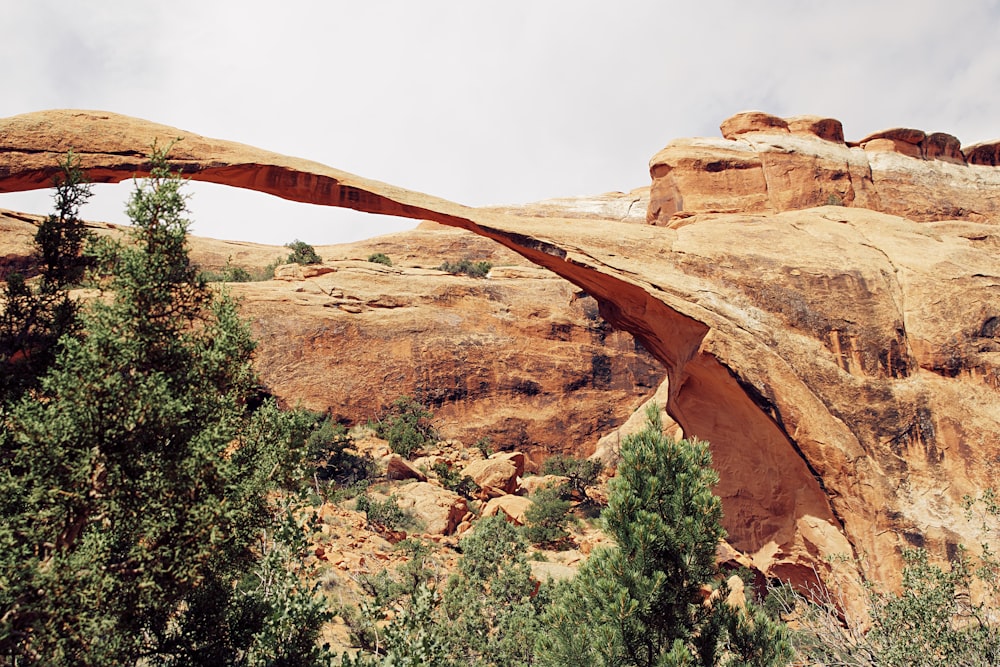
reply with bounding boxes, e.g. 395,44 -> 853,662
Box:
285,239 -> 322,265
439,259 -> 491,278
200,257 -> 257,283
368,252 -> 392,266
356,493 -> 406,532
522,485 -> 574,548
432,462 -> 480,500
474,436 -> 494,457
372,396 -> 436,459
542,454 -> 603,499
307,416 -> 378,489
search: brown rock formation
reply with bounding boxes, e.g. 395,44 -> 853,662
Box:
391,482 -> 467,535
482,494 -> 533,525
648,111 -> 1000,224
461,456 -> 520,497
3,109 -> 999,603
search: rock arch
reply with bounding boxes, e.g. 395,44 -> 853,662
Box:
5,110 -> 999,602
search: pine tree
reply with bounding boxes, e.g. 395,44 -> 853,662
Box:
0,148 -> 331,666
536,405 -> 791,667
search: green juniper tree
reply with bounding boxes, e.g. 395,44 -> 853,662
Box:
342,515 -> 545,667
0,152 -> 93,403
536,405 -> 791,667
0,149 -> 332,666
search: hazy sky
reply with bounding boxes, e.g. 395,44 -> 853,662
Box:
3,1 -> 1000,245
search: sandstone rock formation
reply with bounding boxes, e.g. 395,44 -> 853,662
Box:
3,109 -> 999,603
390,482 -> 467,536
482,494 -> 533,525
648,110 -> 1000,225
461,456 -> 520,497
0,209 -> 665,462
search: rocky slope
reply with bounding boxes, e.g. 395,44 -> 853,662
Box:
2,109 -> 999,602
0,209 -> 663,464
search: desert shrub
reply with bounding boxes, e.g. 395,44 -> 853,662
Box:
285,239 -> 322,265
770,490 -> 1000,666
368,252 -> 392,266
372,396 -> 436,458
522,485 -> 574,548
356,493 -> 406,533
200,256 -> 254,282
473,436 -> 494,457
432,462 -> 480,500
343,515 -> 544,666
439,259 -> 491,278
542,454 -> 603,499
302,414 -> 379,496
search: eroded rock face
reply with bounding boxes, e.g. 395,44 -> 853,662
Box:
2,110 -> 999,604
648,110 -> 1000,224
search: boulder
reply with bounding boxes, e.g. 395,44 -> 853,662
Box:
482,494 -> 534,525
719,111 -> 789,139
385,454 -> 427,482
519,474 -> 569,496
392,482 -> 467,536
461,457 -> 519,497
785,115 -> 845,143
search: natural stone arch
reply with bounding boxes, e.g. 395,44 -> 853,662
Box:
17,109 -> 1000,609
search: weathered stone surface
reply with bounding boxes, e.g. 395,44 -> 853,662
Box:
924,132 -> 965,164
485,187 -> 650,224
385,454 -> 427,482
392,482 -> 467,535
963,139 -> 1000,166
648,113 -> 1000,224
3,109 -> 999,607
785,115 -> 845,143
482,494 -> 533,525
720,111 -> 789,140
519,474 -> 569,496
461,457 -> 519,497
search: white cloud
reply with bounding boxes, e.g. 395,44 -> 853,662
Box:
3,1 -> 1000,244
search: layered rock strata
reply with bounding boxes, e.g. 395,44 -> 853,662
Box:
649,110 -> 1000,225
2,110 -> 999,602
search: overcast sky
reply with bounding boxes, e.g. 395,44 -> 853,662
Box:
3,1 -> 1000,245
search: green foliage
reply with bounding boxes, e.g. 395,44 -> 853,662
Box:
306,415 -> 378,491
0,153 -> 92,403
285,239 -> 322,265
773,491 -> 1000,666
541,454 -> 603,500
431,462 -> 480,500
438,259 -> 491,278
356,493 -> 406,533
866,548 -> 1000,665
439,515 -> 546,666
474,436 -> 494,457
522,485 -> 574,548
341,515 -> 546,667
0,148 -> 332,665
536,405 -> 791,666
200,256 -> 255,282
367,253 -> 392,266
372,396 -> 435,459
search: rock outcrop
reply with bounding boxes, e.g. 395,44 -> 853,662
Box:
3,109 -> 999,603
648,110 -> 1000,225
